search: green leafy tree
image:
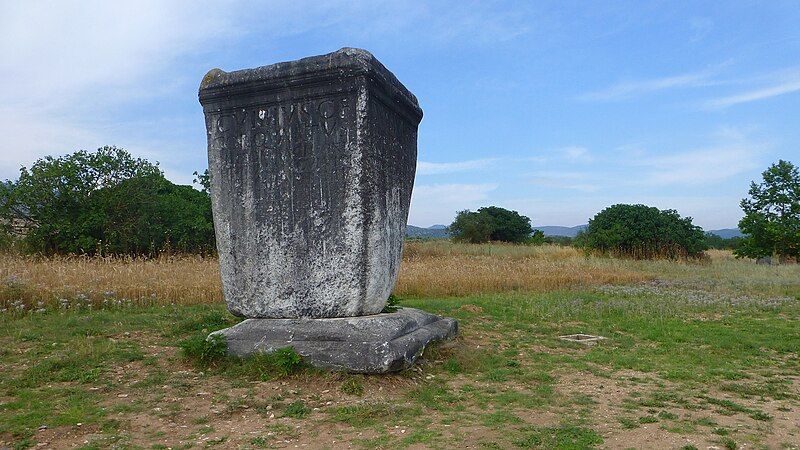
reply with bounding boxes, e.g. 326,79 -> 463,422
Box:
0,181 -> 15,250
449,206 -> 533,243
544,235 -> 574,246
1,146 -> 215,255
528,229 -> 547,245
734,160 -> 799,261
579,204 -> 706,259
449,209 -> 493,243
704,233 -> 743,250
193,169 -> 212,194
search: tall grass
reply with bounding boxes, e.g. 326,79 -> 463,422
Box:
1,242 -> 798,311
396,242 -> 650,297
0,254 -> 221,311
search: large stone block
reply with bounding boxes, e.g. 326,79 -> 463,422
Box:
209,308 -> 458,373
198,48 -> 422,319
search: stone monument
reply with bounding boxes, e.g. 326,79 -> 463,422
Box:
198,48 -> 458,373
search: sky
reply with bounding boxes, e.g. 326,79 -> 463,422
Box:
2,1 -> 799,229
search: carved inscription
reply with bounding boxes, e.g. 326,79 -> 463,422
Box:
200,49 -> 422,318
210,96 -> 352,153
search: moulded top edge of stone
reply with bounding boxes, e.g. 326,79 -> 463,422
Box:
198,47 -> 421,117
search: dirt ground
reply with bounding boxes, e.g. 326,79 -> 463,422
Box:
15,331 -> 800,450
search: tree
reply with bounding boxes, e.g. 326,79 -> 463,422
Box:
1,147 -> 216,255
579,204 -> 706,259
0,181 -> 14,247
449,209 -> 493,243
704,233 -> 743,250
193,169 -> 211,194
449,206 -> 533,243
529,229 -> 546,245
734,160 -> 799,261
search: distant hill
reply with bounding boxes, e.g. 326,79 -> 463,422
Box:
533,225 -> 587,237
407,224 -> 742,239
706,228 -> 743,239
406,225 -> 449,238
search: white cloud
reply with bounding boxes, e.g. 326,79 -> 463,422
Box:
0,1 -> 232,108
705,76 -> 800,109
408,183 -> 498,226
631,130 -> 766,185
0,1 -> 238,180
641,147 -> 759,185
0,1 -> 541,182
0,109 -> 105,176
560,146 -> 592,162
417,159 -> 495,175
528,171 -> 599,192
581,64 -> 800,108
688,17 -> 714,43
580,70 -> 714,101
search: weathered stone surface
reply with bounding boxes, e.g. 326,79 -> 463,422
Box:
199,48 -> 422,319
210,308 -> 458,373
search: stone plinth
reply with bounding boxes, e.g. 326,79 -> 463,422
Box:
199,48 -> 422,319
210,308 -> 458,373
199,49 -> 458,373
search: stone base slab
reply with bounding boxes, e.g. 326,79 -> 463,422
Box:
209,308 -> 458,373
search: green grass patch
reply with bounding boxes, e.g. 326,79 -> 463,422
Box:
408,382 -> 460,411
513,425 -> 603,449
329,403 -> 417,428
282,400 -> 310,419
179,333 -> 305,381
482,410 -> 523,428
340,377 -> 364,396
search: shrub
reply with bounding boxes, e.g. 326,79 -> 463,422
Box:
449,206 -> 533,244
1,146 -> 215,256
544,235 -> 574,246
578,204 -> 706,259
381,294 -> 401,313
180,332 -> 306,380
180,333 -> 228,367
704,233 -> 743,250
268,347 -> 304,377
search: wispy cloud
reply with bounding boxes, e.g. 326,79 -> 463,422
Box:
688,17 -> 714,43
528,171 -> 599,192
560,146 -> 592,162
515,146 -> 590,164
409,183 -> 498,225
417,158 -> 496,175
641,147 -> 759,185
583,63 -> 800,109
413,183 -> 498,202
0,1 -> 232,108
704,75 -> 800,109
632,130 -> 766,185
0,1 -> 539,182
580,70 -> 715,101
0,1 -> 239,180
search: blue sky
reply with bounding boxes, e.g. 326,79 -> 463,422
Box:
2,1 -> 799,229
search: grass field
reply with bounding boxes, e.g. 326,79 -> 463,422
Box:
1,242 -> 799,449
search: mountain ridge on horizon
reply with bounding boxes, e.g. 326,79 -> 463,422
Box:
406,224 -> 742,239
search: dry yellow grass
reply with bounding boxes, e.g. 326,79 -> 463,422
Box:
395,241 -> 650,297
1,242 -> 798,310
0,254 -> 222,309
